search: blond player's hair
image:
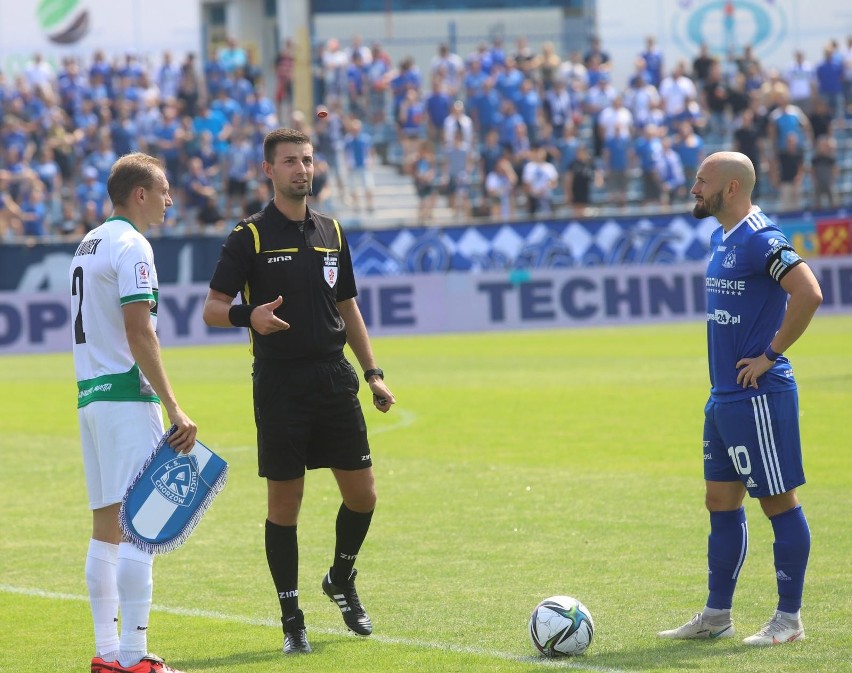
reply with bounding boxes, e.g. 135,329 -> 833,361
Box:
107,153 -> 164,207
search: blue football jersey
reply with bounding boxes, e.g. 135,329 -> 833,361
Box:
705,208 -> 804,401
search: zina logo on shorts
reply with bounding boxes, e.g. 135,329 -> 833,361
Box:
151,456 -> 199,507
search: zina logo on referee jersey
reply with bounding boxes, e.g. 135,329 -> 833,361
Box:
151,456 -> 199,507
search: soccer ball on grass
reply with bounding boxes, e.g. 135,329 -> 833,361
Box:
529,595 -> 594,657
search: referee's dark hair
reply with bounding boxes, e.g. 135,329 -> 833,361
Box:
107,152 -> 163,207
263,128 -> 312,163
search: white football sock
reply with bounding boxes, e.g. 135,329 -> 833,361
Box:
86,539 -> 120,657
117,542 -> 154,664
118,650 -> 147,668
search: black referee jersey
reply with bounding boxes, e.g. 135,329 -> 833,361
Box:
209,202 -> 358,360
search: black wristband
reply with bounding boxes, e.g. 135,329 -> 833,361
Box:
364,367 -> 384,383
229,304 -> 256,328
764,346 -> 782,362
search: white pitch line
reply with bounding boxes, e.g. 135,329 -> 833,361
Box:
1,584 -> 634,673
368,406 -> 418,435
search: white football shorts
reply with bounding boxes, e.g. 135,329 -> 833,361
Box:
78,401 -> 164,509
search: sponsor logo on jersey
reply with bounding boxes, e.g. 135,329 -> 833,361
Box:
765,237 -> 785,257
706,309 -> 741,325
267,255 -> 292,263
77,382 -> 113,400
706,277 -> 745,291
135,262 -> 152,289
706,276 -> 746,295
151,456 -> 198,508
746,477 -> 758,488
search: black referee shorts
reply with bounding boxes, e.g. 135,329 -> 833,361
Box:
252,355 -> 371,480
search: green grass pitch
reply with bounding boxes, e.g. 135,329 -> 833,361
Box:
1,316 -> 850,672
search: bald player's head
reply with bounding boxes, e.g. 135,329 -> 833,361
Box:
705,151 -> 756,194
691,151 -> 756,226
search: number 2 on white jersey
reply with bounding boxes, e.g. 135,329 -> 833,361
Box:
72,266 -> 86,345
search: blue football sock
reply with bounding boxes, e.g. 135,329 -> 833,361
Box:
706,507 -> 748,610
770,505 -> 810,614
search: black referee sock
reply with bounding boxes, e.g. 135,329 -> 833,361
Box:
265,520 -> 300,623
331,504 -> 374,585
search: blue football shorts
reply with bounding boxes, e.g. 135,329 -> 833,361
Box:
703,390 -> 805,498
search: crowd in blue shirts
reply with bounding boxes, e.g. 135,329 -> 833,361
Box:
1,33 -> 850,240
304,33 -> 851,221
0,43 -> 278,241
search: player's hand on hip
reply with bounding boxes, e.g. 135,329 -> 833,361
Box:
168,410 -> 198,454
736,355 -> 772,390
369,380 -> 396,413
251,295 -> 290,335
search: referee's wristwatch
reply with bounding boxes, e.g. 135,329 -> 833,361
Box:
364,368 -> 384,383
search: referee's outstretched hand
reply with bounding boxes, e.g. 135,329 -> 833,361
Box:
251,295 -> 290,335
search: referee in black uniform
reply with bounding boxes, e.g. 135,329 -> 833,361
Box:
202,128 -> 395,655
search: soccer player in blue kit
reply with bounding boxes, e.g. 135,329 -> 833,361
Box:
659,152 -> 822,646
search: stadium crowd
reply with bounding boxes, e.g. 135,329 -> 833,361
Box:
0,32 -> 850,241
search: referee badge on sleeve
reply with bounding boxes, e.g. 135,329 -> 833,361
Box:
323,255 -> 338,288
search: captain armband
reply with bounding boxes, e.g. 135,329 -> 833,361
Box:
766,245 -> 803,283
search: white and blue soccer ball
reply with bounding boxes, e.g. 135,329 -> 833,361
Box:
529,595 -> 595,657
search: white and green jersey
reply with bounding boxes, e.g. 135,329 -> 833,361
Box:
70,216 -> 160,408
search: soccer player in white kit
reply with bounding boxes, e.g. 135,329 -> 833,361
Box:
70,153 -> 197,673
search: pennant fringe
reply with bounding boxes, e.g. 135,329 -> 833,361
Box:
119,425 -> 228,554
